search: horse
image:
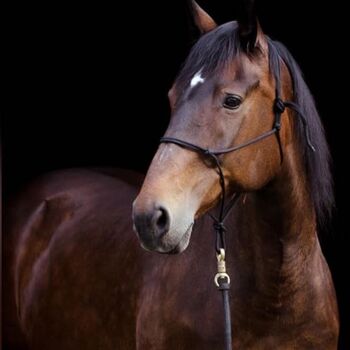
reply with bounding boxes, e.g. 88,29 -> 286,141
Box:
3,1 -> 339,349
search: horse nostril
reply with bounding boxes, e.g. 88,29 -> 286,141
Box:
132,202 -> 171,245
153,206 -> 170,238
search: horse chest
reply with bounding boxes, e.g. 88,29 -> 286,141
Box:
136,258 -> 227,349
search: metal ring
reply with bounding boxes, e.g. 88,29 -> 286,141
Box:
214,272 -> 230,287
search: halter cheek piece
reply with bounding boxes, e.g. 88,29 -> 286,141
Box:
160,93 -> 315,350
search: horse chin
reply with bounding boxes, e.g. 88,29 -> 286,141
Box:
168,223 -> 193,254
140,223 -> 193,255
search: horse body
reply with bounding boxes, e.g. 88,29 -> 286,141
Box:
4,166 -> 338,349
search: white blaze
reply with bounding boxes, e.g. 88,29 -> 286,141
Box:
190,70 -> 205,88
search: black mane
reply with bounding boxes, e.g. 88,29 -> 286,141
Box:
176,21 -> 334,226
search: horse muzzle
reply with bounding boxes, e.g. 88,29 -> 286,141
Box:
132,199 -> 194,254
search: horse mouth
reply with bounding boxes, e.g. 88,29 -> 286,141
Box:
140,222 -> 194,255
136,217 -> 194,255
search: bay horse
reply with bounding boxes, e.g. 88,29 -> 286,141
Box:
3,1 -> 339,349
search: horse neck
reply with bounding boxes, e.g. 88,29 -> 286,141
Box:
230,138 -> 319,294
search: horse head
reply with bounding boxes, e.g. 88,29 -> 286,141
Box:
132,0 -> 331,254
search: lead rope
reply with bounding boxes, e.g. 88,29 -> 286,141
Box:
201,151 -> 240,350
207,152 -> 240,350
160,96 -> 315,350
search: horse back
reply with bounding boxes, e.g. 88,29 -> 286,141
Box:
3,168 -> 144,350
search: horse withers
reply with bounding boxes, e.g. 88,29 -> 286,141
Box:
4,1 -> 338,349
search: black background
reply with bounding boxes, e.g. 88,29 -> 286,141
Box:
3,0 -> 349,348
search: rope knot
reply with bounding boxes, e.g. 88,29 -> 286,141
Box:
204,149 -> 212,156
213,221 -> 226,233
274,98 -> 286,114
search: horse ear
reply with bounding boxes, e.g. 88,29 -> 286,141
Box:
190,0 -> 217,34
236,0 -> 259,51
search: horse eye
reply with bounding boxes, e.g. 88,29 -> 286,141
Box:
223,95 -> 242,109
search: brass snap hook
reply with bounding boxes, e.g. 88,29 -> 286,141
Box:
214,248 -> 230,287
